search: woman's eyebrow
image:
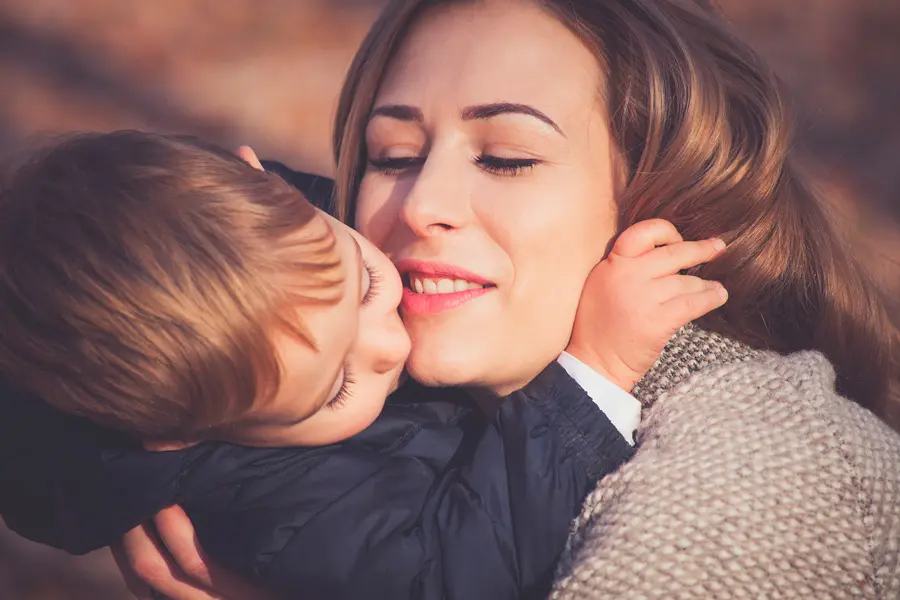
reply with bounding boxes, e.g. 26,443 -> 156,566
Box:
368,102 -> 565,138
461,102 -> 566,137
370,104 -> 424,123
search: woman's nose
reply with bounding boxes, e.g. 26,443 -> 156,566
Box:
399,153 -> 471,237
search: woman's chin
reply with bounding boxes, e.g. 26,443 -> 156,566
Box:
404,349 -> 482,388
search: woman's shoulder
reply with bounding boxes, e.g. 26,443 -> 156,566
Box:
642,349 -> 900,504
552,348 -> 900,599
646,348 -> 899,452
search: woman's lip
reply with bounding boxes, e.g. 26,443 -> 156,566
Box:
393,259 -> 494,286
401,286 -> 493,316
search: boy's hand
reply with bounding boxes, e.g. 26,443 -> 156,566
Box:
236,146 -> 264,171
111,506 -> 275,600
567,219 -> 728,392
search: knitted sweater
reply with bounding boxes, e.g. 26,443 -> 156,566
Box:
551,326 -> 900,599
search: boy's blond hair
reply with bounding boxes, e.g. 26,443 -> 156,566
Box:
0,131 -> 343,442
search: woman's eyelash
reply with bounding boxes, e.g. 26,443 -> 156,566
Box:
328,362 -> 355,410
474,155 -> 540,176
362,260 -> 382,306
368,155 -> 540,176
368,156 -> 423,175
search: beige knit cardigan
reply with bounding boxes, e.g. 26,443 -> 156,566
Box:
551,326 -> 900,599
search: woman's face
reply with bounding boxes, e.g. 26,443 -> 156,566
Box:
232,211 -> 410,447
356,0 -> 619,394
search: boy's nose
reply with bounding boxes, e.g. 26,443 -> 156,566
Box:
372,318 -> 411,374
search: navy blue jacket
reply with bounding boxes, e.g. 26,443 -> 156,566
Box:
0,167 -> 634,600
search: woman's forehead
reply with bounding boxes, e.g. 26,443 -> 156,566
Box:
376,1 -> 601,119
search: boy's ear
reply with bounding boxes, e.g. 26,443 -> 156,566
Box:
236,146 -> 264,171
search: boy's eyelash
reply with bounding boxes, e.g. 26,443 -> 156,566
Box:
327,261 -> 380,411
328,362 -> 355,410
368,155 -> 540,177
362,260 -> 382,306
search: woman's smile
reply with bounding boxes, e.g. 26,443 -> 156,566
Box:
396,259 -> 497,315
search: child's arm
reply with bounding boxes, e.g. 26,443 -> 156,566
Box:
180,367 -> 631,600
567,218 -> 728,392
271,368 -> 629,600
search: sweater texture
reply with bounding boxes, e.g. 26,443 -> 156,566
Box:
551,325 -> 900,599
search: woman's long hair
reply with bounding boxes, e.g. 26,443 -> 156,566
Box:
332,0 -> 899,429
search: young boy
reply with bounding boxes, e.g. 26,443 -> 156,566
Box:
0,132 -> 726,600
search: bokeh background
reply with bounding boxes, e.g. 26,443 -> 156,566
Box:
1,1 -> 898,598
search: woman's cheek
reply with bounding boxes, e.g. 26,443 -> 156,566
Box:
354,179 -> 387,241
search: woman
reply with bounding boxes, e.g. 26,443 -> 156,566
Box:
117,0 -> 900,597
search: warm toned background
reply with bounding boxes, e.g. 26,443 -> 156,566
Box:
1,1 -> 898,598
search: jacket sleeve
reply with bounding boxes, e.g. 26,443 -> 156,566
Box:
550,352 -> 900,599
212,362 -> 633,600
260,160 -> 335,213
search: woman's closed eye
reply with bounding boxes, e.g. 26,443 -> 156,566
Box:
368,154 -> 541,177
368,155 -> 423,175
474,155 -> 540,176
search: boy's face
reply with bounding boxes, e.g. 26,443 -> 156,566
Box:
230,211 -> 410,447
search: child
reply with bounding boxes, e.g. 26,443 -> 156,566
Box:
0,131 -> 726,600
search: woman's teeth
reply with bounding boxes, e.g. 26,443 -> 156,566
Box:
409,275 -> 485,294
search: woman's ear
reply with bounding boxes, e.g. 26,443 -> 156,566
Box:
236,145 -> 265,171
606,144 -> 629,259
609,143 -> 629,199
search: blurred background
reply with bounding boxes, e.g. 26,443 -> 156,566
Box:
0,0 -> 898,598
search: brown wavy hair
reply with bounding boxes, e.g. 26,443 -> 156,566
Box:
0,131 -> 344,442
332,0 -> 899,428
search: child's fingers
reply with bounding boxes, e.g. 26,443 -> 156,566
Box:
660,283 -> 728,326
115,522 -> 223,600
653,275 -> 719,303
643,238 -> 726,278
612,219 -> 683,258
152,506 -> 212,589
110,540 -> 159,600
153,506 -> 277,600
236,146 -> 264,171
